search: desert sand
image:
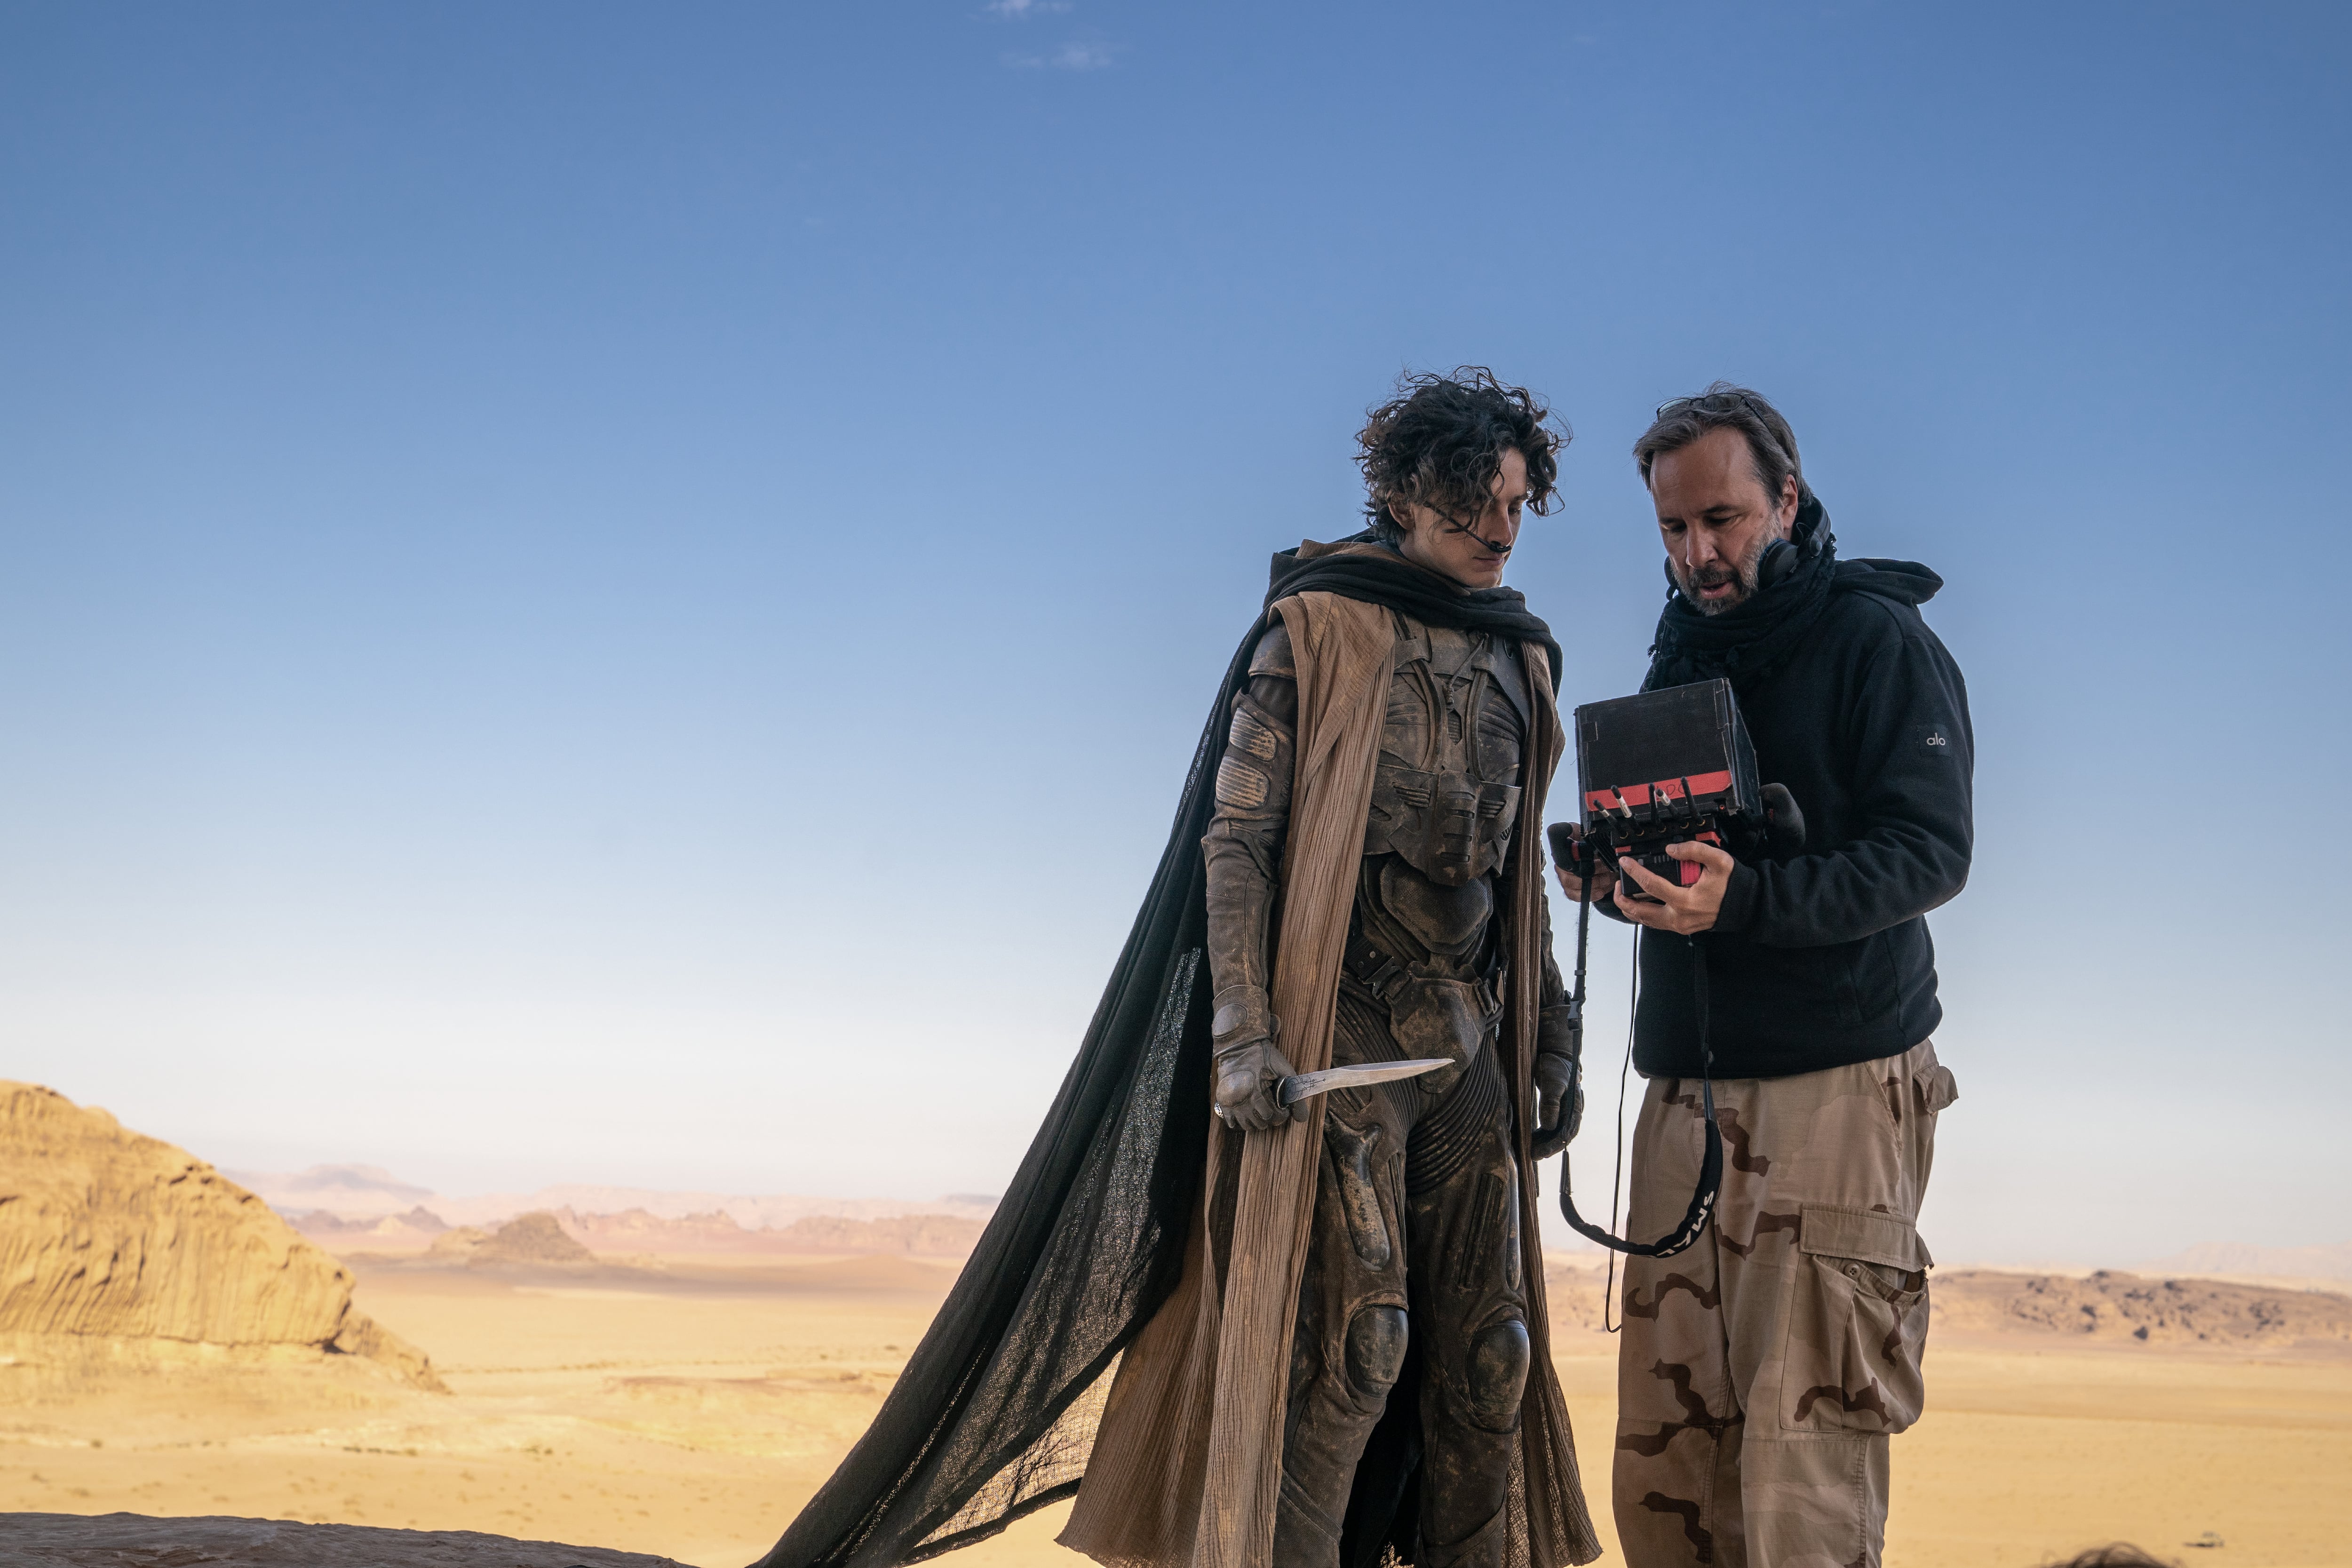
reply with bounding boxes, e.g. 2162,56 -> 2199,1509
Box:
3,1081 -> 2347,1567
1,1248 -> 2346,1567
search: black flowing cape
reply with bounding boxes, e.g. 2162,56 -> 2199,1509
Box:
759,542 -> 1558,1568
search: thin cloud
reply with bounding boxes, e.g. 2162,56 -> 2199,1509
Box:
1006,40 -> 1118,70
984,0 -> 1071,16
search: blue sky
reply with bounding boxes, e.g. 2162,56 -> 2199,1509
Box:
2,1 -> 2345,1265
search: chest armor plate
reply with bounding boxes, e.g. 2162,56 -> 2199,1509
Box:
1362,618 -> 1530,889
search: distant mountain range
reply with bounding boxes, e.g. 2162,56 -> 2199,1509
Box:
225,1165 -> 2350,1283
222,1162 -> 998,1230
281,1202 -> 988,1259
2138,1239 -> 2352,1281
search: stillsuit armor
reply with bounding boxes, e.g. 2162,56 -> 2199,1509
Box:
1203,609 -> 1576,1568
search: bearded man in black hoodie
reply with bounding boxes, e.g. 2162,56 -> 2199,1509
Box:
1559,386 -> 1971,1568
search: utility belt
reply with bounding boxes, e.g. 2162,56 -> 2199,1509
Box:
1342,931 -> 1506,1026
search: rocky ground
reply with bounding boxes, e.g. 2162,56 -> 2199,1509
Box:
0,1512 -> 691,1566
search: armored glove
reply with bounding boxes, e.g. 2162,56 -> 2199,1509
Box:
1211,986 -> 1301,1133
1531,1002 -> 1584,1160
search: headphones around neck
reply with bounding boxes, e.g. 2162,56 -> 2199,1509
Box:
1756,534 -> 1801,591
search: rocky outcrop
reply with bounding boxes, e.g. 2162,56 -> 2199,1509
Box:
418,1211 -> 597,1268
290,1205 -> 450,1245
473,1210 -> 595,1265
556,1207 -> 983,1256
560,1205 -> 758,1252
1934,1268 -> 2352,1346
1543,1259 -> 1612,1335
0,1082 -> 443,1389
0,1513 -> 693,1566
427,1224 -> 492,1258
348,1207 -> 987,1263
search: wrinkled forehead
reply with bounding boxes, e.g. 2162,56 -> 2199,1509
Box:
1649,428 -> 1769,512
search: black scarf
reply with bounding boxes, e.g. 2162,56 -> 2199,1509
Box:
1644,493 -> 1948,695
1269,534 -> 1564,685
1644,492 -> 1843,693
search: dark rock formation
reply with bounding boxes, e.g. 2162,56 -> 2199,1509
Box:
0,1512 -> 695,1566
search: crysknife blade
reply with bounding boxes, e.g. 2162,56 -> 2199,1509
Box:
1278,1057 -> 1449,1106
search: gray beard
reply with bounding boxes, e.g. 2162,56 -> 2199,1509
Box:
1674,534 -> 1770,616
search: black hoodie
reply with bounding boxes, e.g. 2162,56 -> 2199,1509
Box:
1617,503 -> 1974,1080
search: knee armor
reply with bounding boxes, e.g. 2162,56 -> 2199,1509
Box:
1463,1318 -> 1530,1431
1345,1304 -> 1409,1397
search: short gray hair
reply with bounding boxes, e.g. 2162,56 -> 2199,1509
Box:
1633,383 -> 1804,505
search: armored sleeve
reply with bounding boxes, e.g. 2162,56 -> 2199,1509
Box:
1201,620 -> 1298,1043
1534,871 -> 1578,1059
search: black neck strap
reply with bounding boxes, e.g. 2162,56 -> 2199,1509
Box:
1553,891 -> 1723,1258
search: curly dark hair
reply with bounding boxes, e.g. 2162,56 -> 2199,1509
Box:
1356,367 -> 1568,543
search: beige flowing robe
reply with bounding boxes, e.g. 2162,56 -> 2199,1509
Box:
1061,572 -> 1601,1568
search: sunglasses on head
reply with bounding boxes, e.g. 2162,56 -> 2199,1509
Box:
1655,390 -> 1771,421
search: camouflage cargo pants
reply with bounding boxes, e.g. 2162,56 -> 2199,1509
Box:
1613,1040 -> 1957,1568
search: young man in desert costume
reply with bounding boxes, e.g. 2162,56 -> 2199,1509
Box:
761,371 -> 1600,1568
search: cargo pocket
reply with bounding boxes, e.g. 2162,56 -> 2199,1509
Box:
1916,1062 -> 1958,1118
1780,1203 -> 1931,1436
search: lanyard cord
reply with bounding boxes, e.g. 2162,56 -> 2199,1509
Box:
1557,870 -> 1724,1264
1602,928 -> 1640,1332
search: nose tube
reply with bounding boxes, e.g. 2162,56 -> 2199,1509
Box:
1459,510 -> 1513,557
1484,505 -> 1518,557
